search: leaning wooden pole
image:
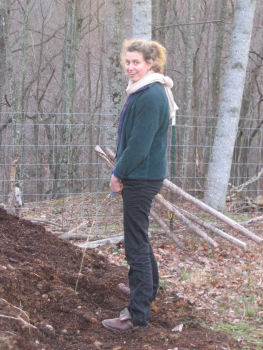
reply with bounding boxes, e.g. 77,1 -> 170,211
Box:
163,179 -> 262,244
179,207 -> 246,250
150,208 -> 185,250
104,147 -> 116,161
95,145 -> 262,246
155,194 -> 218,248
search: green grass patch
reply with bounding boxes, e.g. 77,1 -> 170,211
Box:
223,212 -> 249,222
215,322 -> 263,349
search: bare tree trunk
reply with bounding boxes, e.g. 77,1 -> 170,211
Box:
0,6 -> 7,114
152,0 -> 169,43
86,0 -> 104,192
199,0 -> 228,193
0,2 -> 8,198
54,0 -> 83,197
5,0 -> 32,190
32,3 -> 57,200
103,0 -> 125,145
204,0 -> 257,211
211,0 -> 227,118
232,43 -> 263,194
61,0 -> 82,116
180,0 -> 195,189
132,0 -> 152,39
3,0 -> 17,147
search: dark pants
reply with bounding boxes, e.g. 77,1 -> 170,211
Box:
122,179 -> 163,326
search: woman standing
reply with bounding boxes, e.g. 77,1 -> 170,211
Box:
102,38 -> 178,331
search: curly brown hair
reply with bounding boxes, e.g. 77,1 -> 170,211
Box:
120,38 -> 167,73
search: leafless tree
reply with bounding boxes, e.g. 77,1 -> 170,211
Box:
132,0 -> 152,39
204,0 -> 257,210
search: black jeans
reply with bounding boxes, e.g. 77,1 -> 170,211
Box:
122,179 -> 163,326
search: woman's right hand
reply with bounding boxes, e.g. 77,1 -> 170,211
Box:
110,174 -> 123,193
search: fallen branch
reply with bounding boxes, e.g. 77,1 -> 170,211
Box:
155,194 -> 218,248
58,221 -> 90,240
75,234 -> 124,249
163,179 -> 262,244
59,232 -> 89,240
0,298 -> 37,330
0,314 -> 37,329
150,208 -> 185,250
179,207 -> 246,250
243,215 -> 263,225
229,167 -> 263,195
25,217 -> 63,228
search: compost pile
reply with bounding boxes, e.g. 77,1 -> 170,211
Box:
0,207 -> 244,350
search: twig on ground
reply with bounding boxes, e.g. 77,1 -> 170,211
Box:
229,167 -> 263,195
75,234 -> 124,249
242,215 -> 263,225
26,218 -> 63,228
59,221 -> 90,239
0,298 -> 37,329
0,314 -> 37,329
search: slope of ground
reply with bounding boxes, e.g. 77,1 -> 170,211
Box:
0,207 -> 259,349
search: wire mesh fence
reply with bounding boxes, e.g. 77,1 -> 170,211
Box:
0,113 -> 263,227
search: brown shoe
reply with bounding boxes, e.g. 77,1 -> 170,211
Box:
118,283 -> 130,296
102,317 -> 134,331
102,307 -> 135,331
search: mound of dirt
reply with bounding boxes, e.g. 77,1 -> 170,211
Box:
0,207 -> 243,349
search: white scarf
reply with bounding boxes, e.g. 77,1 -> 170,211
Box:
126,71 -> 179,125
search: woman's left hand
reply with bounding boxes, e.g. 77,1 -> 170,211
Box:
110,174 -> 123,193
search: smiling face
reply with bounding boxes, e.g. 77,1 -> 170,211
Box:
124,51 -> 152,83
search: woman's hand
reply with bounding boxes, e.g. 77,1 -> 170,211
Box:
110,174 -> 123,193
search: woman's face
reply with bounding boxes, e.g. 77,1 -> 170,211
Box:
125,51 -> 152,83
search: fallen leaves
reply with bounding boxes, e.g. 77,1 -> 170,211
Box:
101,220 -> 263,347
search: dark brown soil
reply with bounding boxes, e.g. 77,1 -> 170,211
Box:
0,207 -> 247,349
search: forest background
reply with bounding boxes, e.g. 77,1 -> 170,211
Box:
0,0 -> 262,213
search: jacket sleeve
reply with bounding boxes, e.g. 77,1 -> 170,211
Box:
114,89 -> 164,179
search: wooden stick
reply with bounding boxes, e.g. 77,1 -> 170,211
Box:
243,215 -> 263,225
76,234 -> 124,249
179,207 -> 247,250
0,298 -> 37,329
59,232 -> 89,240
104,146 -> 116,161
64,221 -> 89,235
155,194 -> 218,248
94,145 -> 114,169
150,208 -> 185,250
229,167 -> 263,195
26,218 -> 63,228
163,179 -> 262,244
0,314 -> 37,329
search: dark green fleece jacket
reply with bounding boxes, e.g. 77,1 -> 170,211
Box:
114,82 -> 169,180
